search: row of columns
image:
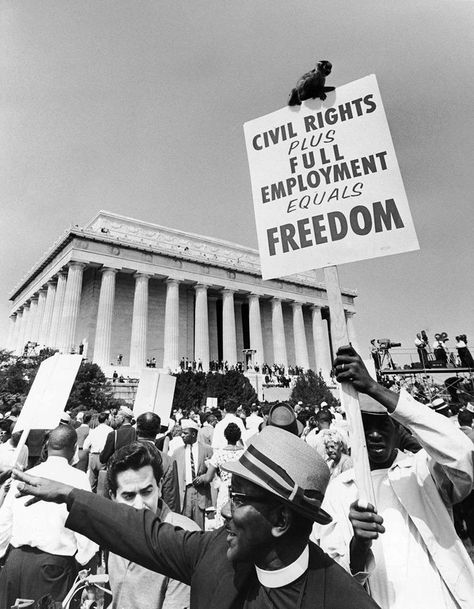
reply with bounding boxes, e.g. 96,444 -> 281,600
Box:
7,263 -> 355,377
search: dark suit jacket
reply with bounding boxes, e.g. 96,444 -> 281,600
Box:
173,442 -> 213,511
136,438 -> 180,513
66,490 -> 380,609
100,425 -> 136,464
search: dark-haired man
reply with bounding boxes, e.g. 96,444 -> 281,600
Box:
212,400 -> 246,449
106,441 -> 199,609
136,411 -> 180,512
100,406 -> 136,465
83,412 -> 112,492
317,347 -> 474,609
0,425 -> 98,607
75,412 -> 92,472
13,425 -> 380,608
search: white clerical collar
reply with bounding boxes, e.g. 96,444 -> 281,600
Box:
255,545 -> 309,588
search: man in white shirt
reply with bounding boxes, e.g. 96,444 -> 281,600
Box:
212,401 -> 246,450
316,346 -> 474,609
83,412 -> 112,492
0,425 -> 98,607
246,403 -> 264,436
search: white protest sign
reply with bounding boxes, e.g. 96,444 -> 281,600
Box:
206,397 -> 218,409
244,74 -> 419,279
133,369 -> 176,426
14,354 -> 83,433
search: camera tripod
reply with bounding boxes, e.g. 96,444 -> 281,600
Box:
379,348 -> 396,370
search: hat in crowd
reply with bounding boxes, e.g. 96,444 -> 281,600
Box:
118,406 -> 134,419
430,397 -> 450,414
320,401 -> 328,408
222,426 -> 332,524
180,418 -> 199,432
466,403 -> 474,414
266,403 -> 299,436
60,412 -> 71,424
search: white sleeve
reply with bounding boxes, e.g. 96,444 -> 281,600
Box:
0,483 -> 15,558
391,389 -> 474,504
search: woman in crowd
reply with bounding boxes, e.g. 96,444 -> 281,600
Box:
193,422 -> 244,527
323,430 -> 352,480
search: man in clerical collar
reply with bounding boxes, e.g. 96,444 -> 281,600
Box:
13,426 -> 380,609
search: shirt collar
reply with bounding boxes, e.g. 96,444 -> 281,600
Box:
255,545 -> 309,588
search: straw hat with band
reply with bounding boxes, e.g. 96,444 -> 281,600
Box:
222,426 -> 332,525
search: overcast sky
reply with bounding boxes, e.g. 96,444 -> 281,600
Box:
1,1 -> 473,364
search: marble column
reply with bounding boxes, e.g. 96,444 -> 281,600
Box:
208,296 -> 219,362
345,311 -> 360,354
33,289 -> 47,343
248,294 -> 265,367
234,300 -> 244,363
49,271 -> 68,348
194,284 -> 209,371
311,305 -> 332,380
162,278 -> 180,371
222,289 -> 237,366
129,273 -> 150,369
59,262 -> 86,353
6,314 -> 16,352
93,267 -> 118,368
292,302 -> 309,369
25,297 -> 38,345
271,298 -> 288,368
14,309 -> 24,355
39,280 -> 57,347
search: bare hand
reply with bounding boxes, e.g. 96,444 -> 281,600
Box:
12,468 -> 73,506
349,500 -> 385,545
333,346 -> 378,395
193,475 -> 204,487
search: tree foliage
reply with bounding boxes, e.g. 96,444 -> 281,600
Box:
66,362 -> 123,412
172,369 -> 257,412
0,350 -> 122,413
289,369 -> 339,408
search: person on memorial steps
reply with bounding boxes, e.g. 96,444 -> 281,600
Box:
315,346 -> 474,609
12,426 -> 380,609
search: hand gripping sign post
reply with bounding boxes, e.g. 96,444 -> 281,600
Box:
244,74 -> 419,507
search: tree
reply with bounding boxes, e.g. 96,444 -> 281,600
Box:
66,362 -> 124,412
0,351 -> 123,414
172,370 -> 207,412
172,370 -> 257,412
289,369 -> 339,408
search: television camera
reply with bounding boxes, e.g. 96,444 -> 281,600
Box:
376,338 -> 402,370
378,339 -> 402,350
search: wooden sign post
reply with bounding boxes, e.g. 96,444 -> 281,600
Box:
243,74 -> 419,506
323,265 -> 375,507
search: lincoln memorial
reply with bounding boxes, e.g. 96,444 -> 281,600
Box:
5,211 -> 359,379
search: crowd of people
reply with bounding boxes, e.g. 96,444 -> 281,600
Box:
0,347 -> 473,608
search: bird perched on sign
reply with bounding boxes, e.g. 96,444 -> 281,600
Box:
288,60 -> 335,106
